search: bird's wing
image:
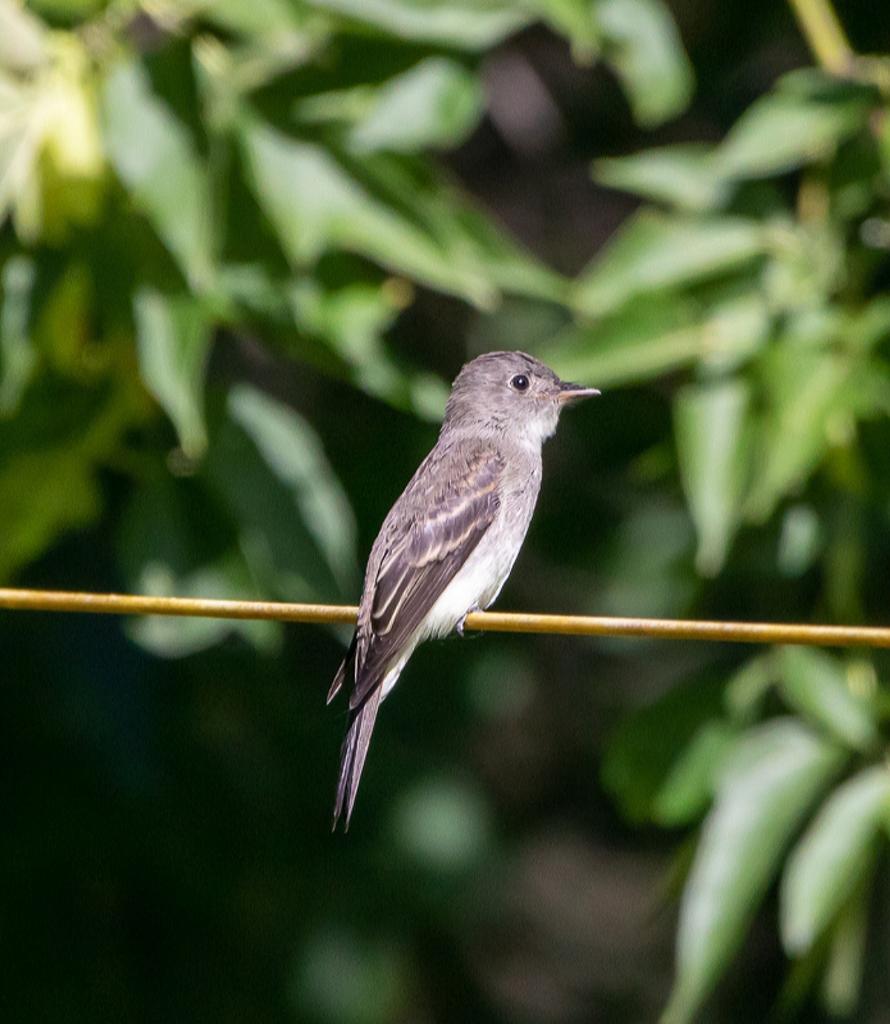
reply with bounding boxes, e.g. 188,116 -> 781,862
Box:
326,632 -> 356,704
348,449 -> 504,710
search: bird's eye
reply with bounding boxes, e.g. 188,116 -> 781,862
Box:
510,374 -> 530,392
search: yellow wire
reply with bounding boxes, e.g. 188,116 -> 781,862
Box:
1,588 -> 889,648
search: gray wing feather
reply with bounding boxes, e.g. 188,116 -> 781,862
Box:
326,633 -> 356,704
328,447 -> 503,830
349,452 -> 503,709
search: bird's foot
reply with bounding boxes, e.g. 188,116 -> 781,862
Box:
456,604 -> 480,637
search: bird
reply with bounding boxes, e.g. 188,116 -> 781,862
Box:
327,350 -> 600,829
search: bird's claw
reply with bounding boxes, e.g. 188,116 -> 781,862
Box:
456,604 -> 480,637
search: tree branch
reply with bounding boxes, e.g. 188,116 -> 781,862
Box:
787,0 -> 855,75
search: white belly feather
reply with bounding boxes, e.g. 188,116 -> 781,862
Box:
424,534 -> 517,636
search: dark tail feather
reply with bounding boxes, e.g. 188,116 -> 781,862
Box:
327,633 -> 357,704
331,689 -> 382,831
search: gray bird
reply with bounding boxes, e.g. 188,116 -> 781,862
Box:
327,350 -> 599,829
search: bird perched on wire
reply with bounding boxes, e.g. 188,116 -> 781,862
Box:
327,351 -> 600,829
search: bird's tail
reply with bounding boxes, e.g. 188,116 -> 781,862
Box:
331,689 -> 382,831
327,633 -> 357,704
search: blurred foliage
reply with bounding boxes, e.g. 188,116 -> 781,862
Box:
4,0 -> 890,1022
0,0 -> 692,587
584,11 -> 890,1018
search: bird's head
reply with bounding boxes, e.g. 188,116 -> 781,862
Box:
442,351 -> 600,445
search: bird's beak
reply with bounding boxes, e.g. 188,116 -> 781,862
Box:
557,381 -> 601,403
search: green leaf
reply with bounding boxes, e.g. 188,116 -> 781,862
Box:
744,348 -> 857,522
572,212 -> 766,317
675,379 -> 751,576
242,120 -> 563,307
602,673 -> 726,825
117,473 -> 278,657
241,120 -> 487,304
763,221 -> 845,312
663,719 -> 845,1024
216,265 -> 449,420
133,288 -> 213,459
339,152 -> 566,303
288,280 -> 449,420
435,197 -> 567,304
348,58 -> 483,153
0,374 -> 140,580
724,654 -> 774,724
846,296 -> 890,352
215,262 -> 292,322
715,79 -> 871,180
0,0 -> 48,73
531,0 -> 600,57
777,647 -> 878,752
202,0 -> 306,36
542,300 -> 700,385
0,446 -> 100,581
303,0 -> 529,49
225,385 -> 358,593
0,255 -> 37,415
594,144 -> 726,211
597,0 -> 694,127
540,289 -> 768,388
236,127 -> 339,263
204,385 -> 358,601
294,57 -> 484,155
820,882 -> 869,1018
780,765 -> 890,956
777,504 -> 822,577
102,60 -> 213,291
340,152 -> 567,303
0,70 -> 44,236
652,720 -> 736,827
